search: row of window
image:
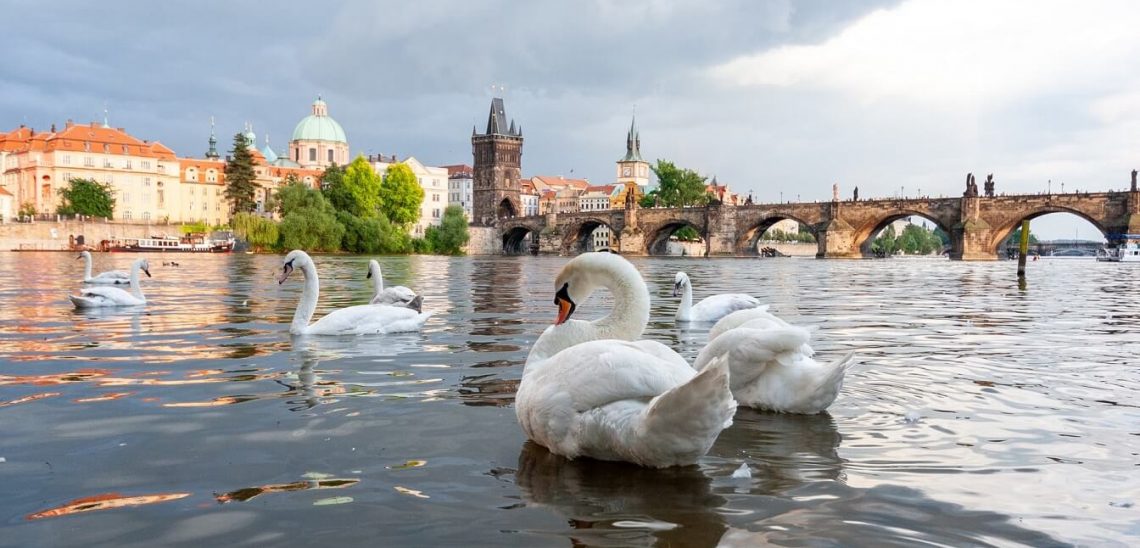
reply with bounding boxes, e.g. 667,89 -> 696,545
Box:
62,155 -> 154,170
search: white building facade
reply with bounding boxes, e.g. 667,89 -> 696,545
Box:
444,164 -> 473,220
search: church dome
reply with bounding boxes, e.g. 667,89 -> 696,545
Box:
291,97 -> 347,143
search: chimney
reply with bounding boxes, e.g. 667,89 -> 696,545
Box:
66,119 -> 74,128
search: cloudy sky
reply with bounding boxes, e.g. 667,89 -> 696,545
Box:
6,0 -> 1140,238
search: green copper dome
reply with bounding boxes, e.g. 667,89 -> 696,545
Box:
291,97 -> 347,143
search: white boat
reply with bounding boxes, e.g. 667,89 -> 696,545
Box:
107,231 -> 235,253
1096,236 -> 1140,262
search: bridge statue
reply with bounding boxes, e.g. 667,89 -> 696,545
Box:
965,173 -> 978,197
624,185 -> 637,210
1132,169 -> 1137,192
984,174 -> 995,197
832,183 -> 839,201
853,186 -> 859,201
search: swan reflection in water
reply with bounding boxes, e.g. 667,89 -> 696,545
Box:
709,409 -> 846,490
279,334 -> 426,411
514,441 -> 727,547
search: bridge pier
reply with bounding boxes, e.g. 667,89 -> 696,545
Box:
816,218 -> 860,259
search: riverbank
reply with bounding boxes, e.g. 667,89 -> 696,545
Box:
0,220 -> 180,251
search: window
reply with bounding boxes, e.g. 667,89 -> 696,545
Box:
433,208 -> 441,218
433,193 -> 440,202
104,159 -> 113,168
123,192 -> 129,203
202,202 -> 207,211
84,142 -> 90,152
189,201 -> 194,211
206,169 -> 217,183
141,161 -> 151,169
187,168 -> 197,182
327,149 -> 334,163
64,172 -> 72,181
215,188 -> 221,196
122,145 -> 129,154
144,177 -> 151,186
157,189 -> 164,206
124,160 -> 132,169
295,149 -> 299,162
124,210 -> 132,220
309,148 -> 316,162
62,155 -> 70,165
142,211 -> 151,221
103,144 -> 110,153
84,157 -> 95,167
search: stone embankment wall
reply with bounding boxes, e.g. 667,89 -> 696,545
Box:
465,226 -> 499,255
0,220 -> 173,251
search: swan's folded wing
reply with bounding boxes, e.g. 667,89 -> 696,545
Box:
371,286 -> 418,307
693,326 -> 811,390
309,304 -> 427,335
79,286 -> 131,300
535,340 -> 696,412
709,306 -> 791,340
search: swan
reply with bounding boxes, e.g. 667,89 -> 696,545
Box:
69,258 -> 151,308
517,252 -> 737,467
367,259 -> 422,312
693,308 -> 857,414
673,271 -> 760,323
77,250 -> 130,284
278,250 -> 429,336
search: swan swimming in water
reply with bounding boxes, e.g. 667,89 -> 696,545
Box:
69,258 -> 151,308
367,259 -> 422,312
77,250 -> 130,284
672,271 -> 760,323
278,250 -> 430,336
517,252 -> 736,467
694,307 -> 857,414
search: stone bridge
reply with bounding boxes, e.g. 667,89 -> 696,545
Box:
495,190 -> 1140,260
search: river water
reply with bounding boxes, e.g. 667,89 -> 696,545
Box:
0,252 -> 1136,547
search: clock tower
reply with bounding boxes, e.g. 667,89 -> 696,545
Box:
616,115 -> 650,189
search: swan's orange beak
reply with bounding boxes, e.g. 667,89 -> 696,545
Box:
554,283 -> 575,325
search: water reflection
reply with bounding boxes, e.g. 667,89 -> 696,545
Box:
515,441 -> 727,547
710,410 -> 845,490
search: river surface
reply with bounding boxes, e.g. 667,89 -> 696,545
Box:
0,252 -> 1137,547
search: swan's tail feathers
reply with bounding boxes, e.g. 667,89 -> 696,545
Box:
694,326 -> 812,388
803,351 -> 858,412
641,357 -> 736,466
69,294 -> 94,308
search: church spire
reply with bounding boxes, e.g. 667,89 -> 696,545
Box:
205,116 -> 219,159
621,113 -> 643,162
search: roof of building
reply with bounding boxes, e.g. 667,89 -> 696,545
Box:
443,164 -> 473,178
483,98 -> 520,137
530,175 -> 590,192
292,97 -> 348,143
584,184 -> 616,194
619,115 -> 643,163
0,122 -> 176,159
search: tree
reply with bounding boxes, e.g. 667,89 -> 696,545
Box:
56,178 -> 116,218
380,163 -> 425,226
639,189 -> 658,208
1004,227 -> 1038,247
338,156 -> 383,217
337,211 -> 410,254
277,178 -> 343,251
319,163 -> 349,211
224,132 -> 258,214
674,226 -> 701,241
179,221 -> 209,235
426,205 -> 470,255
18,202 -> 36,218
872,224 -> 898,256
232,212 -> 280,252
652,160 -> 708,208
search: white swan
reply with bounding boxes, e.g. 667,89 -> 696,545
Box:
367,259 -> 422,312
693,307 -> 857,414
278,250 -> 429,336
69,258 -> 151,308
517,252 -> 737,467
78,250 -> 130,284
673,271 -> 760,323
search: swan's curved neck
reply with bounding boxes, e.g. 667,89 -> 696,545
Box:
292,262 -> 320,333
83,254 -> 93,279
129,263 -> 145,299
677,281 -> 693,321
590,261 -> 650,340
371,265 -> 384,294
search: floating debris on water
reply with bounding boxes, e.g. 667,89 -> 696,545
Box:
394,486 -> 429,499
388,460 -> 427,470
904,410 -> 922,424
732,463 -> 751,479
313,496 -> 353,506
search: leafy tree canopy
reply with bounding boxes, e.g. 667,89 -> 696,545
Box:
278,180 -> 343,252
56,178 -> 115,218
231,212 -> 280,252
426,205 -> 470,255
224,133 -> 258,214
337,156 -> 383,218
380,163 -> 425,226
652,160 -> 708,208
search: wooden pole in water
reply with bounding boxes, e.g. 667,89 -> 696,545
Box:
1017,219 -> 1030,278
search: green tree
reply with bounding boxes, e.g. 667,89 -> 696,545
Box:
231,212 -> 280,252
674,226 -> 701,241
224,133 -> 258,214
18,202 -> 37,218
652,160 -> 708,208
337,211 -> 411,254
56,178 -> 115,218
338,156 -> 383,217
426,205 -> 470,255
639,189 -> 658,208
872,224 -> 898,255
380,163 -> 425,226
179,221 -> 209,235
1004,226 -> 1038,247
277,178 -> 343,251
319,163 -> 349,211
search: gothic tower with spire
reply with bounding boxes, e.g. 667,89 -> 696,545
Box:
471,97 -> 523,225
616,115 -> 649,188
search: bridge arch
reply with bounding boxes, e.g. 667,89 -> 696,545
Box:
854,210 -> 955,258
561,217 -> 618,254
735,214 -> 817,256
646,219 -> 706,256
988,206 -> 1109,257
500,221 -> 541,255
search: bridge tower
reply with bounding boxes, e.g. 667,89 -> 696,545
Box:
472,98 -> 523,226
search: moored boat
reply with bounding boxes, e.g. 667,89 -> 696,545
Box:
106,231 -> 235,253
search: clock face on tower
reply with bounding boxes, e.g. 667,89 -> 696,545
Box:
622,166 -> 631,177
